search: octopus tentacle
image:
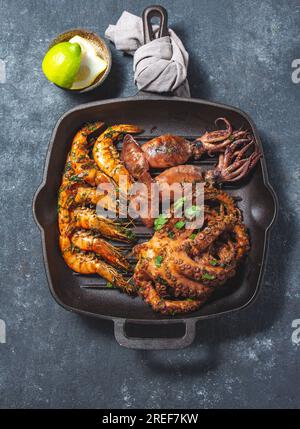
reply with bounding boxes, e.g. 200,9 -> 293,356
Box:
197,117 -> 233,144
183,214 -> 236,256
205,136 -> 261,183
233,223 -> 250,261
135,276 -> 202,315
173,249 -> 236,285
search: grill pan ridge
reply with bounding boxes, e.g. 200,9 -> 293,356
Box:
33,95 -> 277,349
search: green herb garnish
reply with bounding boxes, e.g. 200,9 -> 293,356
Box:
175,220 -> 185,229
174,196 -> 186,210
185,205 -> 201,219
168,231 -> 175,239
202,273 -> 215,280
78,154 -> 88,161
106,282 -> 115,288
155,255 -> 163,267
125,229 -> 136,240
69,175 -> 84,183
64,161 -> 72,172
157,276 -> 168,286
209,259 -> 218,266
154,213 -> 169,231
86,123 -> 99,132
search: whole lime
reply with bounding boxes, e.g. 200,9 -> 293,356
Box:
42,42 -> 82,89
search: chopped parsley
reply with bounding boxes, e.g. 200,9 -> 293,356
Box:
185,205 -> 201,219
209,259 -> 218,266
190,228 -> 201,240
106,282 -> 115,288
202,273 -> 215,280
157,276 -> 168,286
155,255 -> 163,267
175,220 -> 185,229
154,213 -> 169,231
64,161 -> 72,172
125,229 -> 135,240
168,231 -> 175,239
69,175 -> 84,183
174,196 -> 186,210
86,123 -> 99,132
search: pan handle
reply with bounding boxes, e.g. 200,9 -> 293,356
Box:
114,319 -> 196,350
142,5 -> 169,44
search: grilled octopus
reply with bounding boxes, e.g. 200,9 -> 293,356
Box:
133,186 -> 250,314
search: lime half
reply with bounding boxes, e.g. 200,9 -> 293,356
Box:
69,36 -> 107,90
42,42 -> 82,89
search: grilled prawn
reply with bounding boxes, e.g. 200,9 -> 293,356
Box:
57,153 -> 83,235
70,207 -> 135,243
71,230 -> 131,271
93,125 -> 142,188
74,186 -> 127,217
59,235 -> 134,294
70,122 -> 114,186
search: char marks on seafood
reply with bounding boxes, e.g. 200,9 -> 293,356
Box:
58,118 -> 261,314
58,123 -> 136,292
133,186 -> 250,314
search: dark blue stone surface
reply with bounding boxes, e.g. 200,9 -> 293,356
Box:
0,0 -> 299,408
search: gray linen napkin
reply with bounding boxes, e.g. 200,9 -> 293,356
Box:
105,11 -> 190,97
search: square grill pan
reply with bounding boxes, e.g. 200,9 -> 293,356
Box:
33,95 -> 277,349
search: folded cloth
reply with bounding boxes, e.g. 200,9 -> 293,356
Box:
105,11 -> 190,97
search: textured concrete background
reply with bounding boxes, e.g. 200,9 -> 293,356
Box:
0,0 -> 299,409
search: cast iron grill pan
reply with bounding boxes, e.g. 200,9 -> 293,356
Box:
33,96 -> 277,349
